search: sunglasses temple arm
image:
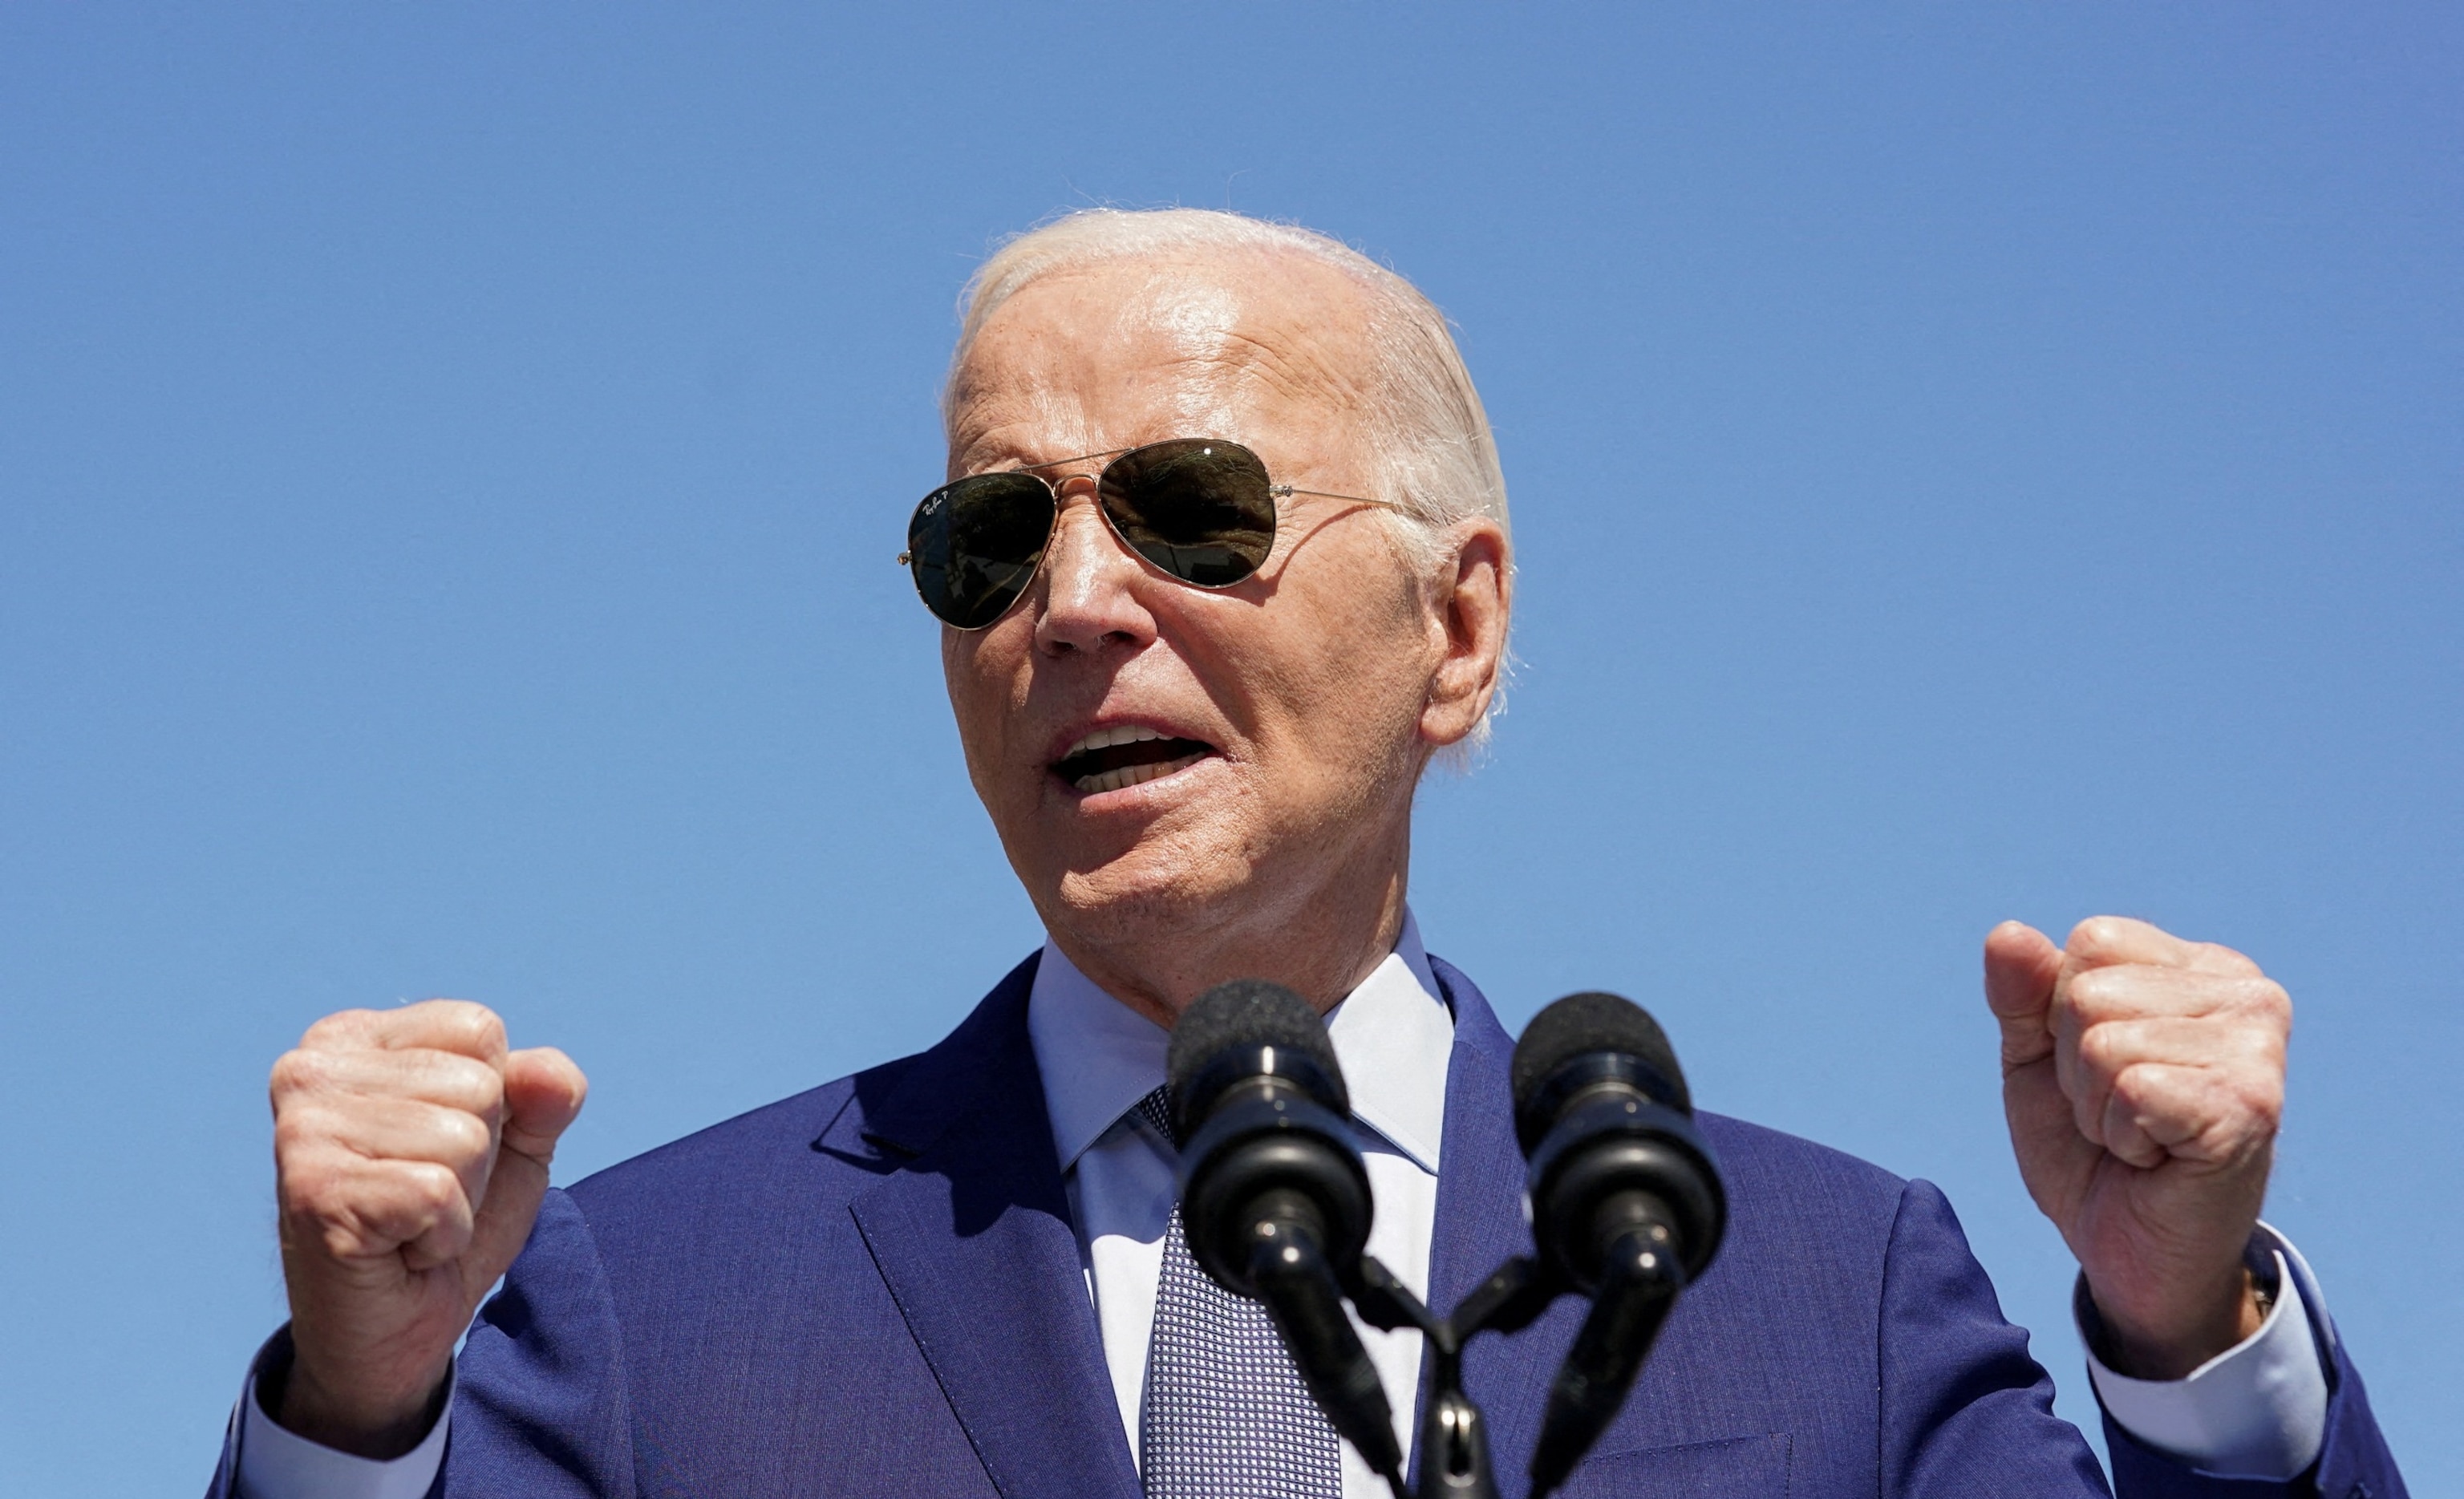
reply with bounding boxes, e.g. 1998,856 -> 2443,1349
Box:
1275,485 -> 1406,512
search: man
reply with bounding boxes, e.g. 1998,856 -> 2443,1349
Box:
210,209 -> 2405,1497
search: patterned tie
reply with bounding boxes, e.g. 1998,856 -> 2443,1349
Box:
1133,1085 -> 1346,1499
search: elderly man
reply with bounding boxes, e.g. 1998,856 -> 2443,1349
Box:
210,209 -> 2403,1499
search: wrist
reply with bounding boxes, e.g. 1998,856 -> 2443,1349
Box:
267,1343 -> 452,1460
2084,1262 -> 2270,1380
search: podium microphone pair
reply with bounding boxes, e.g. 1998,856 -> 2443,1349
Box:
1165,979 -> 1726,1499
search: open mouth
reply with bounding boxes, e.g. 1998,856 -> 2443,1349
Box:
1052,725 -> 1217,795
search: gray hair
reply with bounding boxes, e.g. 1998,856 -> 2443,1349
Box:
942,208 -> 1513,751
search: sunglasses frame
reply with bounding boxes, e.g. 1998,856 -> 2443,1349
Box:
898,438 -> 1403,630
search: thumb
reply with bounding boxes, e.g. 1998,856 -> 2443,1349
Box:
462,1047 -> 587,1284
500,1047 -> 588,1165
1984,921 -> 2063,1072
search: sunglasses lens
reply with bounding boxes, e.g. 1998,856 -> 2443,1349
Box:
1099,440 -> 1277,587
907,473 -> 1056,628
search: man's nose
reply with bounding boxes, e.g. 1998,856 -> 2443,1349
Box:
1033,483 -> 1157,657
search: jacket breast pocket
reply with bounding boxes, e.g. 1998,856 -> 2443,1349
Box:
1554,1433 -> 1792,1498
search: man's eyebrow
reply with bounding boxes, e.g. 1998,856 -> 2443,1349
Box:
947,443 -> 1037,477
942,429 -> 1021,474
946,431 -> 1128,477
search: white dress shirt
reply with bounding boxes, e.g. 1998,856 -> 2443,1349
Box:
231,912 -> 2332,1496
1028,915 -> 1456,1498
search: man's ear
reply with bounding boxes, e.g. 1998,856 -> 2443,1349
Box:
1420,519 -> 1511,749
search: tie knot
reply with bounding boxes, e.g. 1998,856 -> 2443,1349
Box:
1132,1084 -> 1181,1149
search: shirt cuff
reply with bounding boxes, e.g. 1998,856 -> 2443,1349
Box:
233,1349 -> 452,1499
2078,1225 -> 2329,1481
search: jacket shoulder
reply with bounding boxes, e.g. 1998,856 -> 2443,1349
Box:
1696,1109 -> 1910,1211
1687,1110 -> 1918,1313
561,1053 -> 918,1227
557,951 -> 1044,1241
564,956 -> 1044,1238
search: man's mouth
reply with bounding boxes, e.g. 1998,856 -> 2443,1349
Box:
1052,725 -> 1217,795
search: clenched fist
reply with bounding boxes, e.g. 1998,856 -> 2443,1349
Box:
268,1001 -> 586,1456
1985,918 -> 2288,1379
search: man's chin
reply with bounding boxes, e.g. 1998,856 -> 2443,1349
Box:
1034,843 -> 1254,946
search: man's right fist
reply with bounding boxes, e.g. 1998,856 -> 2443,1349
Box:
268,1000 -> 586,1456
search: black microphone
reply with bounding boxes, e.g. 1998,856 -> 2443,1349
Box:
1512,993 -> 1726,1499
1168,978 -> 1406,1490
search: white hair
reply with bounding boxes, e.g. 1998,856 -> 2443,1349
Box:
942,208 -> 1513,752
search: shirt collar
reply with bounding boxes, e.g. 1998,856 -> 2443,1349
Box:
1026,910 -> 1454,1176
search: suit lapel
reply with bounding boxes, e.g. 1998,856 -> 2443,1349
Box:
846,958 -> 1143,1499
842,954 -> 1545,1498
1425,958 -> 1561,1481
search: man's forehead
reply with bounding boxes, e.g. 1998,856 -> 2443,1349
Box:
946,250 -> 1379,464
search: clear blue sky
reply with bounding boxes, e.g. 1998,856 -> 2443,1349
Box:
3,6 -> 2456,1493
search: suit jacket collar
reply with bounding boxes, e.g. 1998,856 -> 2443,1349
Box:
837,950 -> 1539,1499
842,951 -> 1144,1499
847,951 -> 1046,1160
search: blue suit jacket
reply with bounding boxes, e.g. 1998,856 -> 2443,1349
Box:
211,955 -> 2405,1497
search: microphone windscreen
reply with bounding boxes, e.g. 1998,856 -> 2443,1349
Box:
1511,991 -> 1690,1116
1168,978 -> 1348,1113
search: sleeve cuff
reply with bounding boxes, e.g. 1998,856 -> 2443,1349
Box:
2077,1224 -> 2329,1481
233,1333 -> 451,1499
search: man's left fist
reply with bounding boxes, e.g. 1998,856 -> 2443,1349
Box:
1984,916 -> 2290,1379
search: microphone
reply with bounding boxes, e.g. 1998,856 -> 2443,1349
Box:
1512,993 -> 1726,1499
1168,978 -> 1407,1490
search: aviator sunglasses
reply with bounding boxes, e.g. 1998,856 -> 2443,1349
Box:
899,438 -> 1395,629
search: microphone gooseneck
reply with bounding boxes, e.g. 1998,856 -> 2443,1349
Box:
1511,992 -> 1727,1499
1167,978 -> 1406,1491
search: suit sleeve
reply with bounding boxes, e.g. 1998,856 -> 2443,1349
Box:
432,1187 -> 639,1497
1875,1179 -> 2117,1497
2098,1235 -> 2409,1499
201,1189 -> 631,1499
1874,1182 -> 2409,1499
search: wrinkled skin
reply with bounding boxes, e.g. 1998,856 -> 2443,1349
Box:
1986,917 -> 2288,1375
269,1002 -> 585,1455
938,250 -> 1510,1025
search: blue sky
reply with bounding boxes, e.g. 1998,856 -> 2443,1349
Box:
2,6 -> 2456,1493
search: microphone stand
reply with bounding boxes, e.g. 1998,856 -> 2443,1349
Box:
1346,1256 -> 1553,1499
1342,1249 -> 1688,1499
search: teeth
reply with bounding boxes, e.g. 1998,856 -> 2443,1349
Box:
1073,751 -> 1205,796
1062,723 -> 1168,760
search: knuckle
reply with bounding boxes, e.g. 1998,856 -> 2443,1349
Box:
440,1108 -> 495,1163
2105,1065 -> 2154,1114
2213,978 -> 2291,1031
2237,1062 -> 2286,1112
268,1049 -> 322,1099
2253,980 -> 2293,1027
2067,915 -> 2130,958
2109,1057 -> 2178,1104
407,1160 -> 463,1212
271,1108 -> 330,1157
2065,967 -> 2126,1019
279,1161 -> 348,1221
300,1008 -> 379,1048
450,1056 -> 508,1116
436,1001 -> 509,1055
